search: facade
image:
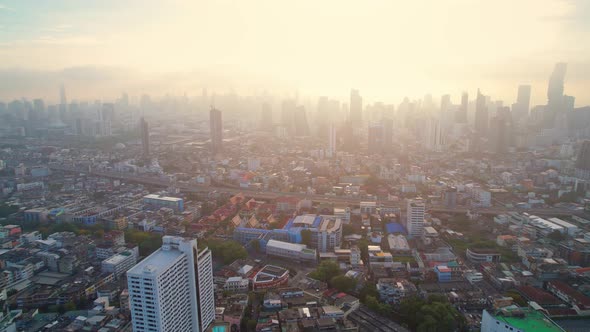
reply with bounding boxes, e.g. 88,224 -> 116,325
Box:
126,236 -> 214,332
466,248 -> 501,264
266,239 -> 317,263
406,199 -> 425,237
349,89 -> 362,125
223,277 -> 249,293
252,265 -> 289,290
143,194 -> 184,212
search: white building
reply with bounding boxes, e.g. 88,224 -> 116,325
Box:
406,199 -> 425,237
102,250 -> 137,278
328,123 -> 337,158
266,239 -> 317,262
126,236 -> 214,332
223,276 -> 249,293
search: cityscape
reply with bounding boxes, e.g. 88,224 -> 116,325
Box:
2,1 -> 590,332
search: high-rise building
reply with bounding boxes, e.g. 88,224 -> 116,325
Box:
281,99 -> 296,135
440,94 -> 451,113
575,140 -> 590,180
328,123 -> 337,157
425,117 -> 443,152
100,103 -> 114,137
456,92 -> 468,123
293,106 -> 309,136
127,236 -> 215,332
260,102 -> 273,131
548,63 -> 567,108
350,89 -> 363,125
406,199 -> 425,238
59,83 -> 67,116
475,89 -> 488,135
368,123 -> 384,153
513,85 -> 531,121
140,118 -> 150,158
210,108 -> 223,154
382,117 -> 393,148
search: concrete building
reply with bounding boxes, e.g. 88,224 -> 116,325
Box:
143,194 -> 184,212
223,277 -> 249,293
266,239 -> 317,263
376,278 -> 417,305
102,250 -> 137,278
126,236 -> 214,332
406,199 -> 425,237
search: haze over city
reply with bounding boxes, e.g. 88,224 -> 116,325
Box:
3,1 -> 590,332
1,0 -> 590,105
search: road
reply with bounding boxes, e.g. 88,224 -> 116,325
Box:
48,164 -> 585,217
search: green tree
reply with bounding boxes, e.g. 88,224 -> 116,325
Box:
330,275 -> 357,293
206,239 -> 248,264
359,283 -> 379,302
309,260 -> 341,282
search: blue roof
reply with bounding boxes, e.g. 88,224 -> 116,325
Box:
386,223 -> 406,234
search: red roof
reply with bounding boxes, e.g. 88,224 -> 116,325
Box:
517,285 -> 561,305
548,281 -> 590,308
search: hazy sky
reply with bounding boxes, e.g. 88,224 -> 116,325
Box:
1,0 -> 589,106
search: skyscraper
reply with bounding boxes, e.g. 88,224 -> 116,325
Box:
59,84 -> 68,123
127,236 -> 215,332
406,199 -> 425,238
548,62 -> 567,108
368,123 -> 384,153
259,102 -> 273,131
140,117 -> 150,158
513,84 -> 531,121
328,123 -> 337,157
210,108 -> 223,154
293,106 -> 310,136
575,140 -> 590,180
474,89 -> 488,135
456,92 -> 468,123
425,117 -> 443,152
349,89 -> 362,125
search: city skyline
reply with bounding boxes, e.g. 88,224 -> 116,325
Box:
1,0 -> 590,105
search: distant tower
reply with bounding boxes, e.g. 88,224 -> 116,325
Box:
140,117 -> 150,158
368,123 -> 384,153
350,89 -> 363,126
548,63 -> 567,108
474,89 -> 488,135
514,85 -> 531,121
260,102 -> 273,131
456,92 -> 468,123
59,84 -> 68,122
293,106 -> 309,136
575,140 -> 590,180
210,108 -> 223,154
328,123 -> 337,157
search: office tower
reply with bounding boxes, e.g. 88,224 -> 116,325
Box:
443,187 -> 457,208
350,89 -> 362,125
368,123 -> 384,153
513,85 -> 531,121
101,103 -> 114,136
210,108 -> 223,153
127,236 -> 215,332
490,115 -> 508,154
575,141 -> 590,180
406,199 -> 425,237
328,123 -> 337,157
259,102 -> 273,131
140,117 -> 150,158
382,117 -> 393,148
547,63 -> 567,108
293,106 -> 309,136
455,92 -> 468,123
281,99 -> 296,134
425,117 -> 443,152
59,84 -> 68,122
317,96 -> 330,124
440,94 -> 451,113
474,89 -> 488,135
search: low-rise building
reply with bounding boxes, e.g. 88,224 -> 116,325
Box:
377,278 -> 417,305
266,239 -> 317,263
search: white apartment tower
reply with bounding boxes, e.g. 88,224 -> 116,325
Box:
406,199 -> 425,238
127,236 -> 215,332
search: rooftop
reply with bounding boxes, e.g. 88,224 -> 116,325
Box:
127,247 -> 184,276
488,307 -> 564,332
